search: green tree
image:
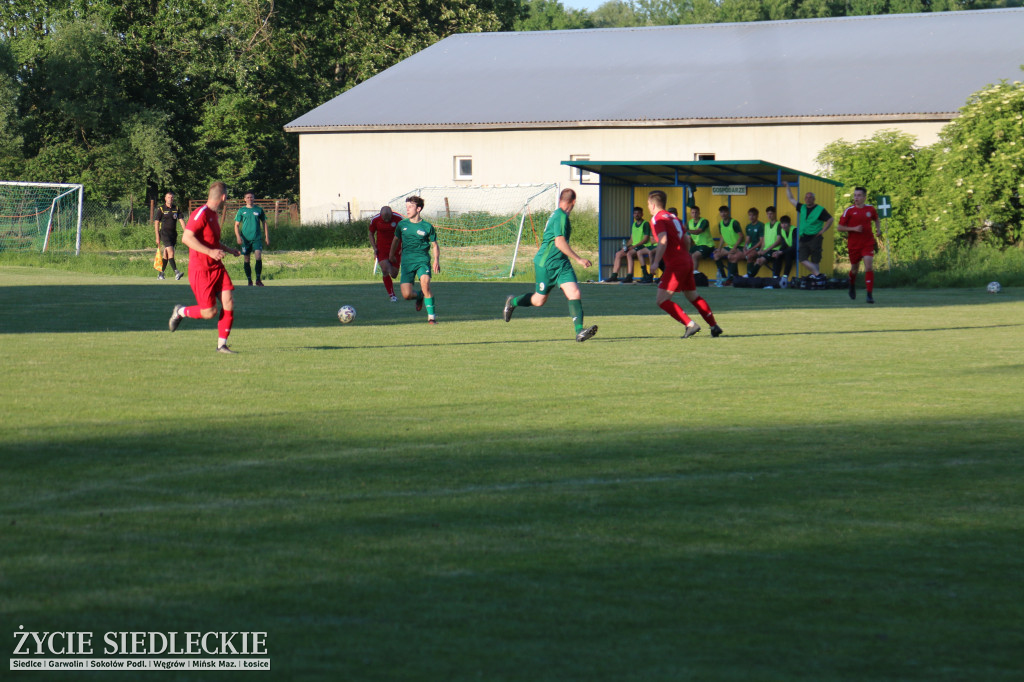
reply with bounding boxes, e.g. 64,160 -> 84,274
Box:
515,0 -> 593,30
922,77 -> 1024,248
816,129 -> 935,260
592,0 -> 643,26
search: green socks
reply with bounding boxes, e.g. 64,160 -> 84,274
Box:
512,293 -> 534,308
568,299 -> 584,334
425,297 -> 435,316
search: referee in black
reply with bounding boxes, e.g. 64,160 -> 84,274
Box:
154,191 -> 187,280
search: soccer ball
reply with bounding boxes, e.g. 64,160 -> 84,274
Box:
337,305 -> 356,323
987,281 -> 1001,294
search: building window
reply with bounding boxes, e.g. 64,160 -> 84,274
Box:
695,153 -> 716,161
570,154 -> 591,183
454,156 -> 473,180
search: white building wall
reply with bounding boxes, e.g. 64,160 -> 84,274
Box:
297,121 -> 944,223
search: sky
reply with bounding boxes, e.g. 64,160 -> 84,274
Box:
564,0 -> 608,12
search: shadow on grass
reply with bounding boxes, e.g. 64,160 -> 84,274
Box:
0,277 -> 1018,335
2,415 -> 1021,681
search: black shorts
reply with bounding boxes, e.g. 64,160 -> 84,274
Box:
159,231 -> 177,248
799,234 -> 823,264
690,245 -> 714,258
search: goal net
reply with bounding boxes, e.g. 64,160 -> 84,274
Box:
0,181 -> 84,255
385,184 -> 559,279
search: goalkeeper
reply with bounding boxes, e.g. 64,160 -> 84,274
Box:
502,188 -> 598,343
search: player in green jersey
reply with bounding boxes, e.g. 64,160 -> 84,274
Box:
502,188 -> 597,342
389,195 -> 440,324
234,192 -> 269,286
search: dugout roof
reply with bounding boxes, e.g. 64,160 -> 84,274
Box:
560,160 -> 842,188
285,8 -> 1024,132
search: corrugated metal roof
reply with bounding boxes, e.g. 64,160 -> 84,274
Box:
285,9 -> 1024,131
560,160 -> 843,187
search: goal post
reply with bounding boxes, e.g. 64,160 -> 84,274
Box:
385,184 -> 559,280
0,181 -> 85,255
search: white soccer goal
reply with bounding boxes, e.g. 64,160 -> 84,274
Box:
385,184 -> 559,279
0,181 -> 85,255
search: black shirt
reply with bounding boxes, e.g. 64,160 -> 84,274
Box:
156,204 -> 182,234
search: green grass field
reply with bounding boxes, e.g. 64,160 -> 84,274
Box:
2,266 -> 1022,681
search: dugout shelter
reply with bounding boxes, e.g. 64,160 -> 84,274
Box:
561,160 -> 841,281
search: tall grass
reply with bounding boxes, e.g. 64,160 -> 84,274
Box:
6,208 -> 1017,288
837,243 -> 1024,288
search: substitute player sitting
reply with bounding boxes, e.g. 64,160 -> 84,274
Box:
837,186 -> 880,304
648,190 -> 722,339
502,188 -> 597,342
369,206 -> 402,302
606,207 -> 653,283
168,181 -> 241,353
390,196 -> 440,323
713,206 -> 745,285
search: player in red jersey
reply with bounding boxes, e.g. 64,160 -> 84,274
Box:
647,190 -> 723,339
837,186 -> 881,304
168,181 -> 241,353
369,206 -> 403,301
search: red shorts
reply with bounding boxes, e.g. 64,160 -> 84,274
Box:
658,264 -> 696,293
190,265 -> 233,308
848,239 -> 876,266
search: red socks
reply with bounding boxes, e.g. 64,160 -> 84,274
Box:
692,297 -> 717,326
383,275 -> 394,296
865,271 -> 874,295
217,309 -> 234,342
659,299 -> 693,325
181,305 -> 202,319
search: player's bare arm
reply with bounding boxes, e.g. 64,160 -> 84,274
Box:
388,237 -> 400,264
262,216 -> 270,248
154,220 -> 160,247
432,242 -> 441,274
234,220 -> 243,245
783,181 -> 798,207
554,235 -> 591,269
183,229 -> 224,261
651,233 -> 668,268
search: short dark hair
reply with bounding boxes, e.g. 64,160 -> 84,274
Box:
766,205 -> 776,213
406,195 -> 424,209
633,206 -> 643,213
244,191 -> 255,198
854,186 -> 867,194
647,190 -> 667,208
719,205 -> 729,213
668,207 -> 678,216
690,205 -> 700,213
559,188 -> 576,203
748,207 -> 759,217
780,215 -> 791,224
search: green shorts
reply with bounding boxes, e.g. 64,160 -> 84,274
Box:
401,260 -> 431,285
240,237 -> 262,255
534,258 -> 577,295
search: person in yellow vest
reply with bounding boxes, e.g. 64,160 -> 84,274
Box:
607,207 -> 653,283
784,181 -> 833,279
771,215 -> 797,282
753,205 -> 783,277
685,205 -> 717,278
712,205 -> 745,285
